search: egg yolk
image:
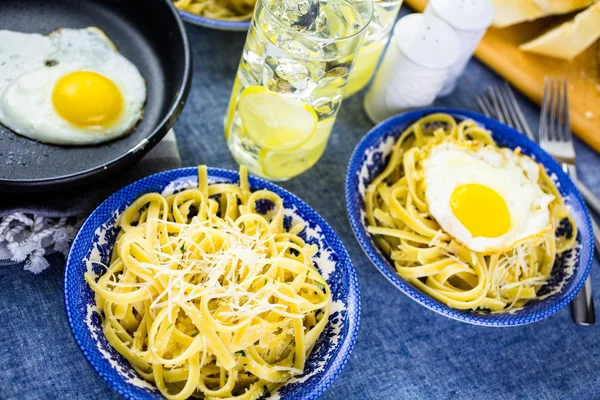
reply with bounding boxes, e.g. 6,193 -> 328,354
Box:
52,71 -> 123,129
450,184 -> 511,238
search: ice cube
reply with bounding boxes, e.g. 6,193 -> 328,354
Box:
276,59 -> 318,96
276,60 -> 309,82
277,0 -> 320,30
278,39 -> 311,58
311,94 -> 341,118
314,10 -> 328,32
280,0 -> 311,16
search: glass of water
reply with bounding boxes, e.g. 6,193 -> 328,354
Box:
225,0 -> 373,181
343,0 -> 403,99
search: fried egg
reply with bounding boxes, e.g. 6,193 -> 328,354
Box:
423,142 -> 554,253
0,27 -> 146,145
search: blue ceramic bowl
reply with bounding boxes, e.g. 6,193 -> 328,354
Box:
345,108 -> 594,327
65,167 -> 360,399
178,9 -> 250,31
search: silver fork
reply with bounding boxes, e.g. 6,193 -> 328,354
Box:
478,80 -> 597,326
540,78 -> 595,325
478,83 -> 600,217
477,82 -> 535,141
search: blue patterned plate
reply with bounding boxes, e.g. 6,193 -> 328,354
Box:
178,10 -> 250,31
65,167 -> 360,399
345,108 -> 594,326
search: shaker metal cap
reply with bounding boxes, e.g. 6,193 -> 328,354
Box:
428,0 -> 495,31
393,13 -> 460,70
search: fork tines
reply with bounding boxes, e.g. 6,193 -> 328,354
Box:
539,76 -> 575,164
540,77 -> 571,143
477,82 -> 535,140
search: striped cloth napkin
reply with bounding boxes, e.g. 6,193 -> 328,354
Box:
0,130 -> 181,272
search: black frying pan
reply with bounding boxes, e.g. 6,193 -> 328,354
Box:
0,0 -> 191,193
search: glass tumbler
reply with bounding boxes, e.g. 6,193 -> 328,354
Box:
224,0 -> 373,180
343,0 -> 403,99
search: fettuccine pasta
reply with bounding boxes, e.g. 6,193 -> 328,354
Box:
174,0 -> 255,21
366,113 -> 577,312
85,166 -> 331,399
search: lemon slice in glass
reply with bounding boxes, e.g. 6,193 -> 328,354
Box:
238,86 -> 318,151
259,119 -> 335,180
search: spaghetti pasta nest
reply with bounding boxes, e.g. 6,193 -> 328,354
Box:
365,113 -> 577,312
174,0 -> 255,21
85,166 -> 331,400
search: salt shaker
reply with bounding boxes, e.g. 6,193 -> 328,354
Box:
425,0 -> 494,96
364,13 -> 460,124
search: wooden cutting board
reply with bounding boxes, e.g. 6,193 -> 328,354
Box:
405,0 -> 600,152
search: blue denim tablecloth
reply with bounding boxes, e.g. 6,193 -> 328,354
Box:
3,15 -> 600,400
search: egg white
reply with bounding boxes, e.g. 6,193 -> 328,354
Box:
423,142 -> 555,253
0,27 -> 146,145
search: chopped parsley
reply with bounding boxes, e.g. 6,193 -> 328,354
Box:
315,309 -> 323,320
180,243 -> 186,253
263,385 -> 271,398
236,350 -> 246,357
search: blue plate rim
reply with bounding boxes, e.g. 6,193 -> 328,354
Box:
178,9 -> 250,31
345,107 -> 594,327
65,166 -> 361,399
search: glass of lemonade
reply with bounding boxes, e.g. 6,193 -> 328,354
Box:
343,0 -> 403,98
225,0 -> 373,181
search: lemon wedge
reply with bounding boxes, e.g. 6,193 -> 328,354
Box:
259,119 -> 334,180
520,2 -> 600,60
344,41 -> 385,98
237,86 -> 318,151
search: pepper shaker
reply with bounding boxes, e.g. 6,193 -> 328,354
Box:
425,0 -> 494,96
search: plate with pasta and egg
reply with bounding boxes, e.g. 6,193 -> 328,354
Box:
346,109 -> 594,326
65,166 -> 360,399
